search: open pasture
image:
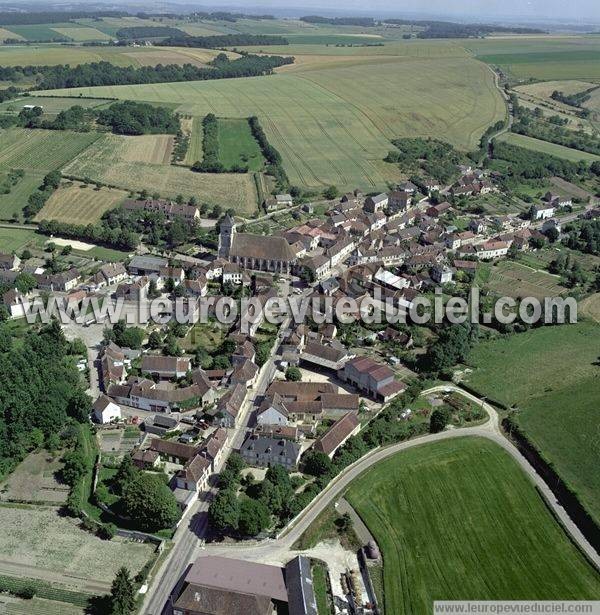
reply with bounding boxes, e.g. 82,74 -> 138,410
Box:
217,118 -> 265,172
466,36 -> 600,81
64,133 -> 258,214
34,182 -> 127,225
42,54 -> 504,191
466,322 -> 600,526
496,132 -> 600,162
484,260 -> 567,300
0,171 -> 44,221
346,437 -> 600,615
0,228 -> 45,252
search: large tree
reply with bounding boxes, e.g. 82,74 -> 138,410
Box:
209,488 -> 240,532
238,497 -> 270,537
122,473 -> 179,532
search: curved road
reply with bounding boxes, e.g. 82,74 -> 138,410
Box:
144,386 -> 599,613
203,386 -> 600,571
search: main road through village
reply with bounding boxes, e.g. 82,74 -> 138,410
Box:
142,381 -> 600,614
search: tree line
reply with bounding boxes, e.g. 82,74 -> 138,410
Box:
385,19 -> 545,38
300,16 -> 376,27
0,55 -> 293,91
161,33 -> 289,48
249,115 -> 289,191
511,97 -> 600,156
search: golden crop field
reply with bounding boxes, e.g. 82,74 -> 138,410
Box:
42,52 -> 505,191
34,182 -> 128,225
63,134 -> 257,214
116,134 -> 174,164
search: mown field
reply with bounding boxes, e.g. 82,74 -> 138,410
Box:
34,182 -> 127,225
346,438 -> 600,615
41,53 -> 505,191
184,117 -> 203,166
63,133 -> 257,214
0,129 -> 101,173
496,132 -> 600,162
217,118 -> 265,172
465,322 -> 600,526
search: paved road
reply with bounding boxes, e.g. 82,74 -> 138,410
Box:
142,321 -> 288,615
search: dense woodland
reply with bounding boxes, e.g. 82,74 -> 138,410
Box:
96,101 -> 179,135
490,141 -> 589,181
386,137 -> 465,184
0,320 -> 89,479
564,220 -> 600,255
115,26 -> 187,40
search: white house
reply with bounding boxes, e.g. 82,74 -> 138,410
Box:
93,394 -> 121,424
100,262 -> 128,286
276,194 -> 293,207
474,240 -> 510,260
532,205 -> 555,220
256,394 -> 289,426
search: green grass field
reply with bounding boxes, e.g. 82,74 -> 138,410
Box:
217,118 -> 265,172
0,96 -> 112,116
496,132 -> 600,162
465,322 -> 600,526
184,117 -> 203,165
0,172 -> 43,221
0,129 -> 101,173
465,36 -> 600,81
346,438 -> 600,615
0,227 -> 45,252
39,53 -> 505,191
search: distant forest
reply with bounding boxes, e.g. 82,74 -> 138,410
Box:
161,34 -> 289,48
0,10 -> 125,25
116,26 -> 187,40
384,19 -> 545,38
300,16 -> 376,27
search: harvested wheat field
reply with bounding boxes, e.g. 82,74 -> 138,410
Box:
64,134 -> 257,214
34,181 -> 127,225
